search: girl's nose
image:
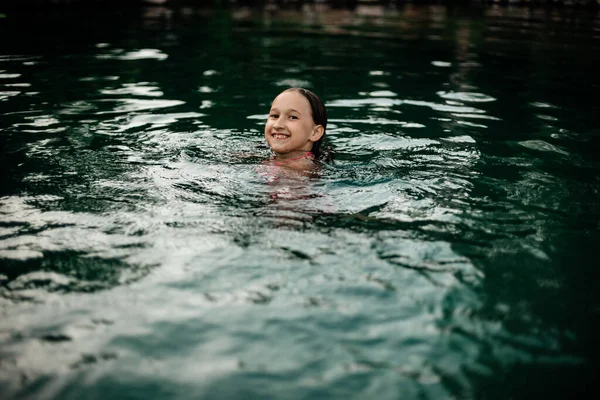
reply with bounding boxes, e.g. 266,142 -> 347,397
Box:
273,117 -> 285,129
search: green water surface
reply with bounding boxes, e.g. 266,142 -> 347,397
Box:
1,4 -> 599,399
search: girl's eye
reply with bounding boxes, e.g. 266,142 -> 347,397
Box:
289,115 -> 298,120
269,114 -> 278,118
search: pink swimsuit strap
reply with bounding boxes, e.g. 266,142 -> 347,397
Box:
272,152 -> 313,166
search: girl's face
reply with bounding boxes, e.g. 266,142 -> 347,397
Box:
265,91 -> 324,157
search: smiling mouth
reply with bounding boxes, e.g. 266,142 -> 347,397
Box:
271,133 -> 290,140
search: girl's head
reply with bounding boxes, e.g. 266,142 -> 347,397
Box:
265,88 -> 328,159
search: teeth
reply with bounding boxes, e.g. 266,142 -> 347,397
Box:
273,134 -> 288,139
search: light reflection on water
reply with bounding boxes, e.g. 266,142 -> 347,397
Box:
1,3 -> 599,399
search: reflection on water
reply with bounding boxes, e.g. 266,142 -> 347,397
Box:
1,3 -> 599,399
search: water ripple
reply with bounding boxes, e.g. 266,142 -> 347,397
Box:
96,48 -> 168,61
437,91 -> 496,103
100,83 -> 163,97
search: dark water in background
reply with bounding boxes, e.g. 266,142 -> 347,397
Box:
1,3 -> 599,398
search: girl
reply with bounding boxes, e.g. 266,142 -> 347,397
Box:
264,87 -> 328,170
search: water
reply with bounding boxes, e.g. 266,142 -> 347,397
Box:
1,4 -> 599,398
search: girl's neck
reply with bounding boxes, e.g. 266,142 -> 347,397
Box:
273,150 -> 313,162
274,150 -> 314,165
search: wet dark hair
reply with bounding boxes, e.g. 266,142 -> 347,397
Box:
283,87 -> 330,161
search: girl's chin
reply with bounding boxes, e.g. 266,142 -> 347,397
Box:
267,141 -> 310,156
269,146 -> 287,154
269,144 -> 292,153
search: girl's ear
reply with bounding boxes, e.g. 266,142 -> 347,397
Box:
310,125 -> 325,142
